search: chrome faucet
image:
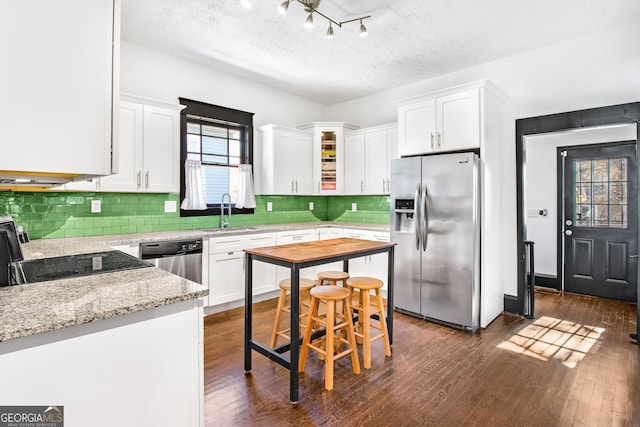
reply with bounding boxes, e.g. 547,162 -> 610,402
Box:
220,193 -> 231,228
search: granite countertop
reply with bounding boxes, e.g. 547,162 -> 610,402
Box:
0,221 -> 388,342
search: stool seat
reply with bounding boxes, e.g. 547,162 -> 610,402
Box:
279,278 -> 316,290
346,276 -> 383,290
310,284 -> 351,300
317,271 -> 350,286
270,277 -> 316,348
346,276 -> 391,369
300,285 -> 360,391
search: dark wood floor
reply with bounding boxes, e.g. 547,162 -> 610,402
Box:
204,290 -> 640,426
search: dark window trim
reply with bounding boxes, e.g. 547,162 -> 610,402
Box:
178,98 -> 255,218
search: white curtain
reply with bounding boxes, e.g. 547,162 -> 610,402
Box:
235,164 -> 256,209
181,159 -> 208,210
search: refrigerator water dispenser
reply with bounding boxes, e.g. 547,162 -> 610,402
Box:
393,199 -> 415,232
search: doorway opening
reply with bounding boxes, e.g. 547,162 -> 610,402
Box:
513,102 -> 640,323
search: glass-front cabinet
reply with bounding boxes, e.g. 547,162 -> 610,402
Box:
298,122 -> 358,195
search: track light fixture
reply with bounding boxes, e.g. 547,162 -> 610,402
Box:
326,22 -> 334,39
278,0 -> 289,14
359,19 -> 367,37
241,0 -> 251,9
277,0 -> 371,39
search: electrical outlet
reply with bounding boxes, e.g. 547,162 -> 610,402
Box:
91,200 -> 101,213
351,203 -> 357,212
309,202 -> 314,211
164,201 -> 177,213
267,202 -> 273,212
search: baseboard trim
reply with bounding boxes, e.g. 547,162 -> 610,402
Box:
503,294 -> 521,314
535,274 -> 559,290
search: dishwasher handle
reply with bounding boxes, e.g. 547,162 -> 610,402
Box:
139,239 -> 203,259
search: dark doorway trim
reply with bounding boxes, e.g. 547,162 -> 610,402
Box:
510,102 -> 640,315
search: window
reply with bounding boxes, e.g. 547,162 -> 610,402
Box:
179,98 -> 254,217
573,157 -> 627,228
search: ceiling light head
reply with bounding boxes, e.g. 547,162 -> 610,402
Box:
278,0 -> 289,15
326,23 -> 334,39
241,0 -> 251,8
359,19 -> 367,37
305,12 -> 313,29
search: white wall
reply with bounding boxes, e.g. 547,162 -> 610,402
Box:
325,22 -> 640,296
525,124 -> 637,277
120,41 -> 325,128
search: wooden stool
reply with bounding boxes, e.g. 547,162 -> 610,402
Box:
317,270 -> 350,286
270,278 -> 316,348
346,277 -> 391,369
299,285 -> 360,391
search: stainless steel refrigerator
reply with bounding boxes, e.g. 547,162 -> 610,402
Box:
390,152 -> 480,332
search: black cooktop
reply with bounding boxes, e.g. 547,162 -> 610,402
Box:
21,250 -> 153,284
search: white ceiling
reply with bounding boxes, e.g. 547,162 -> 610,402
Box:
121,0 -> 640,105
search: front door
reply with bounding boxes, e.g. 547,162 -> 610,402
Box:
562,142 -> 638,301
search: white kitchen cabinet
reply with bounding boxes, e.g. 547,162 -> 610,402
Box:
256,125 -> 313,195
0,0 -> 119,183
64,95 -> 182,192
344,124 -> 397,195
275,229 -> 318,282
343,229 -> 391,292
100,96 -> 182,192
208,233 -> 280,306
245,233 -> 278,295
397,81 -> 501,156
298,122 -> 359,195
208,235 -> 245,306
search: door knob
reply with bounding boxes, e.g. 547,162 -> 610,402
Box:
565,230 -> 573,236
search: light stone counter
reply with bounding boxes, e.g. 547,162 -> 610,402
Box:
1,221 -> 387,342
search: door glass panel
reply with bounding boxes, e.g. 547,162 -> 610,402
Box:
573,157 -> 627,228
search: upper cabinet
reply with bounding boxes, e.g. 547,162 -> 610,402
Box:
255,125 -> 313,195
103,95 -> 182,192
344,123 -> 398,195
298,122 -> 358,195
0,0 -> 120,184
396,80 -> 502,157
65,95 -> 183,193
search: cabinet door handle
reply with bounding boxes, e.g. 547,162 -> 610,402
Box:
145,171 -> 150,189
437,132 -> 442,150
430,132 -> 434,150
291,180 -> 295,193
361,180 -> 364,193
295,180 -> 298,193
137,171 -> 141,189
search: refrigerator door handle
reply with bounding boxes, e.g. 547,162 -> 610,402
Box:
422,186 -> 429,251
415,182 -> 421,250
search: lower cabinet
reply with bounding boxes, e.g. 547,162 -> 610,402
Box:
206,228 -> 391,308
343,229 -> 391,291
275,229 -> 318,283
245,233 -> 277,295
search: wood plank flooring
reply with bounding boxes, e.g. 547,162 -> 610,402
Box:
203,291 -> 640,426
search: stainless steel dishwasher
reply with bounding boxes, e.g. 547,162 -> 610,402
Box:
139,238 -> 203,284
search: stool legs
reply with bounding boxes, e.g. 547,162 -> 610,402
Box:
270,287 -> 288,348
299,290 -> 360,391
351,286 -> 391,369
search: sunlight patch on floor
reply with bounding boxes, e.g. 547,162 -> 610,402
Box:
497,316 -> 605,368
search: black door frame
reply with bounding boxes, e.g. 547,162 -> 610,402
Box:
557,141 -> 638,299
511,102 -> 640,339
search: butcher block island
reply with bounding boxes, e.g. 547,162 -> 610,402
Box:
0,236 -> 208,427
243,237 -> 396,403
